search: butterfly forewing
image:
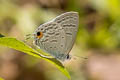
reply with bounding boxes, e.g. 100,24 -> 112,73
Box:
54,12 -> 79,55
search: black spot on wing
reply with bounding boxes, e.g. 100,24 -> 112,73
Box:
66,32 -> 72,35
56,16 -> 77,23
62,24 -> 76,27
50,39 -> 57,42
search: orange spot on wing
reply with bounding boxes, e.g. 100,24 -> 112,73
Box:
37,32 -> 43,39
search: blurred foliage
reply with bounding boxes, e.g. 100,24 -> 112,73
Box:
0,77 -> 4,80
0,0 -> 120,80
0,0 -> 120,50
0,34 -> 4,37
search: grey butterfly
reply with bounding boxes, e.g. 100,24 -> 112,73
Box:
33,12 -> 79,61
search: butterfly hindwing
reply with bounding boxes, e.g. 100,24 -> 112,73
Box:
35,21 -> 66,59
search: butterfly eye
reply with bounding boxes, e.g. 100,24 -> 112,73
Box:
36,32 -> 43,39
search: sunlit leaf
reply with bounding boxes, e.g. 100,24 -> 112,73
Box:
0,37 -> 71,79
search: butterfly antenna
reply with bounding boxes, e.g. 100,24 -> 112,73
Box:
79,56 -> 88,59
23,34 -> 33,42
73,55 -> 88,60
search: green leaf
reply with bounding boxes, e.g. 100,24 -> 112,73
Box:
0,37 -> 71,79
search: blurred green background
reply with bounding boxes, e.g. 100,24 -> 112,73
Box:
0,0 -> 120,80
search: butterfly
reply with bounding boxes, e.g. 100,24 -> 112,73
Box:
33,12 -> 79,61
